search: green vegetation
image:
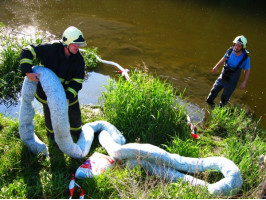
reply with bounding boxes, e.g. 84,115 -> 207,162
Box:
0,25 -> 42,107
202,106 -> 265,197
100,71 -> 189,146
80,47 -> 99,74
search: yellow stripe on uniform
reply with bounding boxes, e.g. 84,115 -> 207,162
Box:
59,78 -> 65,83
63,78 -> 83,85
26,45 -> 36,59
20,58 -> 33,65
66,87 -> 77,97
46,126 -> 54,133
70,126 -> 82,131
72,78 -> 83,84
35,94 -> 47,104
69,99 -> 78,106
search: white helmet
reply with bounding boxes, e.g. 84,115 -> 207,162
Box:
61,26 -> 86,47
233,35 -> 247,49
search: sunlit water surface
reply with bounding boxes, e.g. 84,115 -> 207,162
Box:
0,0 -> 265,126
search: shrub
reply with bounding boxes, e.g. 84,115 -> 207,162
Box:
100,70 -> 189,146
80,47 -> 99,72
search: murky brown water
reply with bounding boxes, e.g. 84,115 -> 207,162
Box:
1,0 -> 266,127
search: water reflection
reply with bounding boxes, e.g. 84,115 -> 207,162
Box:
79,71 -> 109,105
0,98 -> 42,119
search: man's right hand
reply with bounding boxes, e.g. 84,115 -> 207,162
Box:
26,73 -> 40,82
212,57 -> 225,74
212,66 -> 218,74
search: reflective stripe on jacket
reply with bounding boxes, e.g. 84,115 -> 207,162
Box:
20,42 -> 85,103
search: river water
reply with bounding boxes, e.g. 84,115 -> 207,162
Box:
0,0 -> 266,127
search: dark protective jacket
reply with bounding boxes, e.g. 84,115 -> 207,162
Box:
20,42 -> 85,104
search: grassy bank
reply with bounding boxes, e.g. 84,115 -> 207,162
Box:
0,70 -> 265,199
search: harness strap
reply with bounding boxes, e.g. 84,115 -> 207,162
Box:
224,47 -> 249,71
235,52 -> 248,71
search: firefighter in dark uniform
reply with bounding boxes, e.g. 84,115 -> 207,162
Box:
20,26 -> 86,137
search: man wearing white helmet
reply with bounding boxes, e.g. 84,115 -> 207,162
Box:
206,35 -> 251,107
20,26 -> 86,138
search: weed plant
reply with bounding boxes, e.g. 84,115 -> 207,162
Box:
80,47 -> 99,73
97,163 -> 212,199
100,70 -> 189,146
0,25 -> 45,107
208,106 -> 256,139
163,137 -> 202,158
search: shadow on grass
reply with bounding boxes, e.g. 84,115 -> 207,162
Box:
20,137 -> 70,198
20,145 -> 45,198
18,128 -> 113,198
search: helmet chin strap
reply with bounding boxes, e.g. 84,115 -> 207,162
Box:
67,46 -> 75,56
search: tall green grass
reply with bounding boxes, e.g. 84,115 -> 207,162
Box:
80,47 -> 99,73
201,106 -> 265,198
93,163 -> 212,199
100,70 -> 189,145
207,106 -> 258,138
0,25 -> 46,106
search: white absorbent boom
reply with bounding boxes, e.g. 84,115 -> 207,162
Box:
98,131 -> 243,196
19,66 -> 125,158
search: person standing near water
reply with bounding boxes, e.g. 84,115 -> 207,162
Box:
20,26 -> 86,138
206,35 -> 251,107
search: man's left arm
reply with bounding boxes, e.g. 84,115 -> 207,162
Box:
239,68 -> 250,89
66,57 -> 85,103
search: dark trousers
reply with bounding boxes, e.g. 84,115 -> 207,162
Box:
207,69 -> 241,107
206,81 -> 233,107
43,101 -> 82,136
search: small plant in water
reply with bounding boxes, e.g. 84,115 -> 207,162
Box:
80,47 -> 99,72
0,25 -> 45,106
